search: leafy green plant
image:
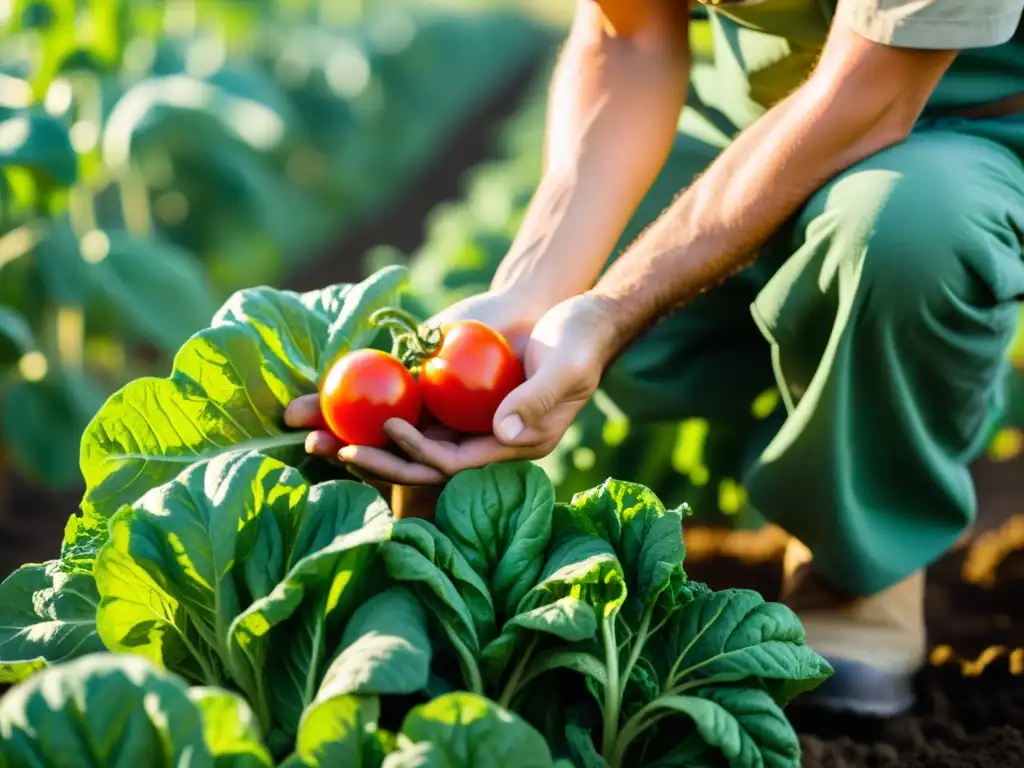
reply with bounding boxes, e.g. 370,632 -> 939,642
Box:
0,267 -> 830,766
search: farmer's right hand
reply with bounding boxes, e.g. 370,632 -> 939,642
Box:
283,289 -> 541,464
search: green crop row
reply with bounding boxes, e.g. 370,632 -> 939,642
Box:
0,0 -> 554,491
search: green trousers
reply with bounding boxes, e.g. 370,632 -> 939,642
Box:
601,107 -> 1024,597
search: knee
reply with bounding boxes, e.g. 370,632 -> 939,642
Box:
809,164 -> 1008,327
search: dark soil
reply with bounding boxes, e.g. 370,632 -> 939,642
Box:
1,47 -> 1022,767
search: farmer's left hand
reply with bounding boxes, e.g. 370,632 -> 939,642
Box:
333,293 -> 621,485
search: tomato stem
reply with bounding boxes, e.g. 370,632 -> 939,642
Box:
369,307 -> 443,369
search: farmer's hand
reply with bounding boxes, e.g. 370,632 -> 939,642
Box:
283,289 -> 541,469
336,293 -> 620,484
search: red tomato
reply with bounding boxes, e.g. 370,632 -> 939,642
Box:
320,349 -> 421,447
419,320 -> 525,434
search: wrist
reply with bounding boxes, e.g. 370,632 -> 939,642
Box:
576,291 -> 631,371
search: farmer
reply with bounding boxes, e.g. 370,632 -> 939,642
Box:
287,0 -> 1024,716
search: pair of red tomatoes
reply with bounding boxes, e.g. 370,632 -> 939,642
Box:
319,319 -> 524,447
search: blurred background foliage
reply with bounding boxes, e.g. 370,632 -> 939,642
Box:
0,0 -> 1021,524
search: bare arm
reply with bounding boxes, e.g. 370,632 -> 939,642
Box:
590,14 -> 956,352
491,0 -> 691,319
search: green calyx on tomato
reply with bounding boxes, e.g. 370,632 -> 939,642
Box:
370,307 -> 525,435
319,348 -> 421,447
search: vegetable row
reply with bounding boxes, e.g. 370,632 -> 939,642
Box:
0,0 -> 554,490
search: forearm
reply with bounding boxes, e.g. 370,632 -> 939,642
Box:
590,28 -> 954,354
490,0 -> 690,318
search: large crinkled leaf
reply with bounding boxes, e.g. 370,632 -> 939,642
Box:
383,693 -> 556,768
0,110 -> 77,185
434,462 -> 554,621
188,687 -> 275,767
282,696 -> 388,768
314,587 -> 431,701
480,505 -> 626,684
0,561 -> 104,682
0,653 -> 266,767
565,479 -> 687,617
74,264 -> 408,543
637,686 -> 802,768
228,520 -> 392,752
642,587 -> 833,706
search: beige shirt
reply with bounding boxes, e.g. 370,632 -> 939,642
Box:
837,0 -> 1024,49
699,0 -> 1023,50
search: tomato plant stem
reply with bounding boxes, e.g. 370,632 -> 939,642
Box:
601,617 -> 621,762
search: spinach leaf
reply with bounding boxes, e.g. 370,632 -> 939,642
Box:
189,687 -> 277,767
74,264 -> 408,553
0,654 -> 272,767
383,519 -> 495,695
93,450 -> 394,747
622,686 -> 802,768
383,693 -> 556,768
434,462 -> 554,622
283,696 -> 389,768
0,561 -> 105,682
641,587 -> 834,705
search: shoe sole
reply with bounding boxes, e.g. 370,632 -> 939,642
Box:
789,657 -> 916,718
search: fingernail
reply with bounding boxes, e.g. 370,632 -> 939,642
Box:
338,446 -> 357,462
498,414 -> 524,441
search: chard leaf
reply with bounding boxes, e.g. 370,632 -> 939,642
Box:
634,686 -> 801,768
643,587 -> 833,705
75,265 -> 408,541
435,462 -> 554,621
228,519 -> 391,750
283,696 -> 387,768
188,687 -> 275,767
314,587 -> 431,701
0,653 -> 269,767
383,693 -> 556,768
0,561 -> 104,682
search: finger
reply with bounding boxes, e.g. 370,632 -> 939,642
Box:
492,366 -> 569,446
338,444 -> 447,486
305,430 -> 344,458
285,394 -> 326,428
387,419 -> 528,473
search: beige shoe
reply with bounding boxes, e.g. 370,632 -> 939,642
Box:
782,538 -> 926,716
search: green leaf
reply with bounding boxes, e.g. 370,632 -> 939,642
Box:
636,686 -> 802,768
434,462 -> 555,621
0,561 -> 105,683
188,687 -> 275,767
83,230 -> 218,354
0,111 -> 77,186
93,450 -> 392,744
643,587 -> 833,706
383,693 -> 556,768
386,519 -> 496,647
565,479 -> 686,615
314,587 -> 431,701
228,515 -> 392,748
3,372 -> 106,490
382,521 -> 491,694
76,265 -> 408,532
285,696 -> 387,768
0,653 -> 230,766
565,724 -> 609,768
0,306 -> 34,359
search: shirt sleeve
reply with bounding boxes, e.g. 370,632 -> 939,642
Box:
836,0 -> 1024,50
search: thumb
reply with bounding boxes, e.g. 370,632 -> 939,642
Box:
493,366 -> 566,446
